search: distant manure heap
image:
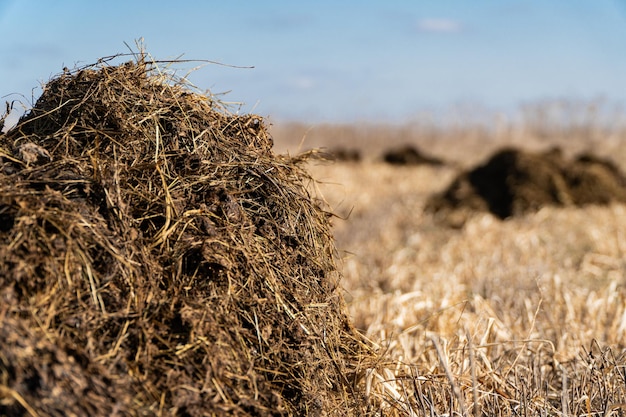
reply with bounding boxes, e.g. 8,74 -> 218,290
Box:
382,144 -> 444,166
0,55 -> 371,416
427,147 -> 626,225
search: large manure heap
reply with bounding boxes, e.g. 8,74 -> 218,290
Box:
0,55 -> 371,416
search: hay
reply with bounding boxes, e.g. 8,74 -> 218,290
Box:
426,146 -> 626,226
0,55 -> 372,416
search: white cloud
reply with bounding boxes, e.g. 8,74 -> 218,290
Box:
286,76 -> 316,91
416,18 -> 463,34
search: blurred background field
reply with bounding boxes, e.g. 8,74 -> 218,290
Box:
272,115 -> 626,414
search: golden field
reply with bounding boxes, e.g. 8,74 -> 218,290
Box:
271,116 -> 626,416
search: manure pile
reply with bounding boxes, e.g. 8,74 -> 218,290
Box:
0,57 -> 371,416
382,144 -> 443,166
427,147 -> 626,225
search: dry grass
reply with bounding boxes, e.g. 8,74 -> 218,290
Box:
272,120 -> 626,415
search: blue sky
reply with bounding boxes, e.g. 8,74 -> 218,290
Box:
1,1 -> 626,125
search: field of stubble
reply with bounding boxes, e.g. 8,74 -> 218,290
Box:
273,121 -> 626,416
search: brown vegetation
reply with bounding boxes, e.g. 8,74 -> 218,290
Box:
0,56 -> 372,416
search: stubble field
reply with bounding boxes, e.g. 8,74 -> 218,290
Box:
6,57 -> 626,415
272,119 -> 626,416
